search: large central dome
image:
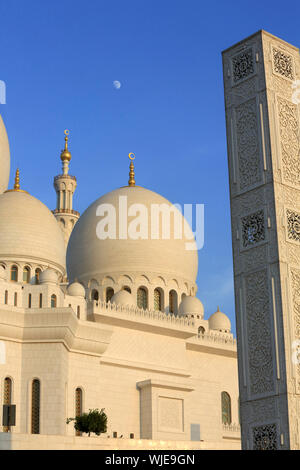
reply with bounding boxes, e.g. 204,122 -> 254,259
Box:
67,186 -> 198,286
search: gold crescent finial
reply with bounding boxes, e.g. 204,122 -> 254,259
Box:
128,152 -> 136,186
60,129 -> 72,162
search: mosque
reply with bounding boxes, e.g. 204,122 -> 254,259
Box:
0,114 -> 240,450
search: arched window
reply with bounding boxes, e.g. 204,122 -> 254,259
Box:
35,268 -> 41,285
169,290 -> 178,314
105,288 -> 114,303
75,388 -> 83,436
11,265 -> 18,282
122,286 -> 131,294
23,266 -> 30,283
3,377 -> 12,432
154,288 -> 162,311
4,290 -> 8,305
14,292 -> 17,307
198,326 -> 205,335
91,289 -> 99,302
31,379 -> 40,434
221,391 -> 232,425
77,306 -> 80,319
28,294 -> 32,308
51,294 -> 57,308
137,287 -> 148,310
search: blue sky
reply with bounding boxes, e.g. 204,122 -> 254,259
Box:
1,0 -> 300,334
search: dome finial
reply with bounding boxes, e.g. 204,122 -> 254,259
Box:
14,168 -> 20,190
60,129 -> 72,175
128,152 -> 136,187
4,167 -> 28,194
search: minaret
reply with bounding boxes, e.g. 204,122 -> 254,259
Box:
223,31 -> 300,450
53,130 -> 80,246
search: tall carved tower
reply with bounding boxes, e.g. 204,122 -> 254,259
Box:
53,130 -> 80,246
222,31 -> 300,449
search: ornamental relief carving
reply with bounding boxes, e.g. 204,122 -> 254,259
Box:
235,98 -> 262,191
232,48 -> 255,84
290,268 -> 300,394
252,423 -> 278,450
242,210 -> 265,248
272,48 -> 294,81
245,269 -> 275,396
277,96 -> 300,187
287,209 -> 300,243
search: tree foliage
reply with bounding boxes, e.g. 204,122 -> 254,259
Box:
67,408 -> 107,436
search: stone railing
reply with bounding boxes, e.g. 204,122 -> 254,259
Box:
197,332 -> 236,346
52,208 -> 80,217
91,300 -> 195,328
222,423 -> 241,434
54,174 -> 77,181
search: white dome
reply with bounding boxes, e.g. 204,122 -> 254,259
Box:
179,295 -> 204,318
209,308 -> 231,333
0,265 -> 6,281
67,186 -> 198,285
0,191 -> 65,275
111,289 -> 136,307
67,282 -> 85,298
0,115 -> 10,194
40,268 -> 58,285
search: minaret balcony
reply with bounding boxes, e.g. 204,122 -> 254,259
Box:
52,208 -> 80,217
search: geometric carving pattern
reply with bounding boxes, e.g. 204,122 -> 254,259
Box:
287,209 -> 300,242
273,48 -> 294,80
232,48 -> 255,83
277,97 -> 300,187
252,423 -> 278,450
242,210 -> 265,247
245,270 -> 275,396
289,269 -> 300,393
31,379 -> 40,434
236,98 -> 261,190
158,397 -> 183,432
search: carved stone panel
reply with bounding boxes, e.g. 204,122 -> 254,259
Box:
252,423 -> 278,450
157,397 -> 183,433
287,209 -> 300,243
232,48 -> 255,84
242,210 -> 265,248
272,48 -> 294,81
277,97 -> 300,187
245,269 -> 275,396
235,98 -> 262,190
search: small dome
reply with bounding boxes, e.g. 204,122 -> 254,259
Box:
67,282 -> 85,298
209,307 -> 231,333
179,296 -> 204,318
0,191 -> 65,274
111,290 -> 136,307
0,265 -> 6,281
40,268 -> 58,285
0,115 -> 10,194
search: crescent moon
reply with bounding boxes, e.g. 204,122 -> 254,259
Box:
128,152 -> 135,160
64,129 -> 70,136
